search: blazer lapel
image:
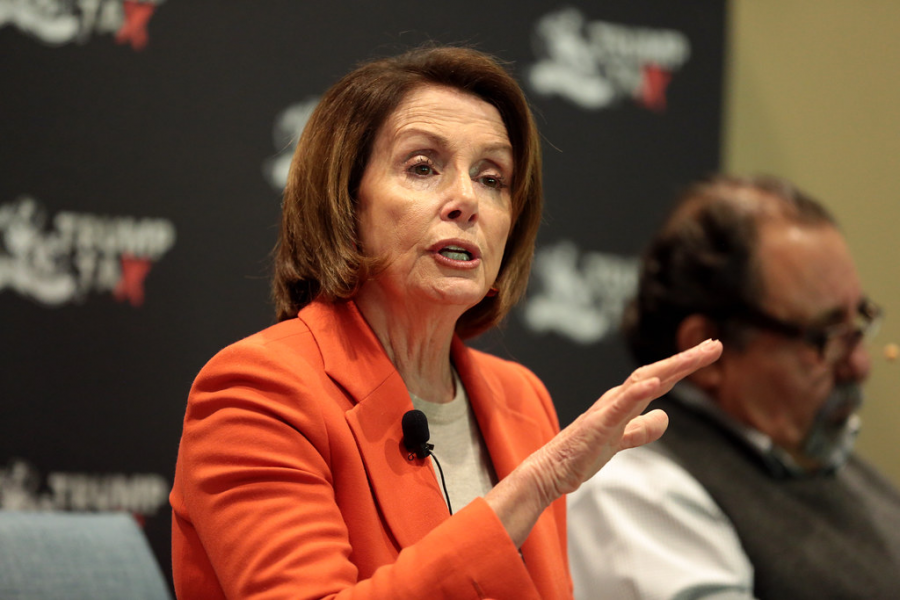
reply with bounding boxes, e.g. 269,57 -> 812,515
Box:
453,338 -> 570,598
300,301 -> 450,549
451,338 -> 544,480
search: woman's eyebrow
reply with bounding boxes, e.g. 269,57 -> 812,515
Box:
394,128 -> 513,157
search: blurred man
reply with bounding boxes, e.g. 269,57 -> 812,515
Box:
568,174 -> 900,599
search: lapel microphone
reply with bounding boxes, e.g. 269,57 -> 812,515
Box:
401,409 -> 452,514
402,409 -> 433,459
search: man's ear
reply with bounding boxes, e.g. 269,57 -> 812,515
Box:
676,314 -> 723,390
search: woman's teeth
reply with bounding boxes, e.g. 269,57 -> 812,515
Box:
439,246 -> 472,261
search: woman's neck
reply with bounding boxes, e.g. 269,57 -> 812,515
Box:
355,292 -> 461,404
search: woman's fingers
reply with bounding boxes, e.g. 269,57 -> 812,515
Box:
584,376 -> 659,427
627,338 -> 722,391
608,338 -> 721,426
620,408 -> 669,450
567,376 -> 664,482
583,339 -> 722,420
513,340 -> 724,503
578,339 -> 722,461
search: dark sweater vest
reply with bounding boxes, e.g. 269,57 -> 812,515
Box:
654,396 -> 900,600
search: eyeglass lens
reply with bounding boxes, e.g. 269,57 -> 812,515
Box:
821,301 -> 882,362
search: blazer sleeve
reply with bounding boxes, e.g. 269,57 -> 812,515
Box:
171,333 -> 541,600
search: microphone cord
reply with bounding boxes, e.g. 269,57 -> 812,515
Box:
427,450 -> 453,515
401,408 -> 452,514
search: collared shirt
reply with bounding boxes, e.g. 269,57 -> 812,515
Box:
567,383 -> 863,600
569,441 -> 756,600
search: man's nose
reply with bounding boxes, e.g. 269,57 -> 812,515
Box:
835,340 -> 871,383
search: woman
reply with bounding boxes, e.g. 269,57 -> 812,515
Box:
170,45 -> 722,599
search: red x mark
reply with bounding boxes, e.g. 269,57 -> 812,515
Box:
639,63 -> 673,113
114,254 -> 153,307
115,1 -> 157,51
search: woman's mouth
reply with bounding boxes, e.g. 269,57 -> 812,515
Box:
438,245 -> 473,261
431,240 -> 481,269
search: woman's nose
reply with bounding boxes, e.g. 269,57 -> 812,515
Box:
442,172 -> 479,223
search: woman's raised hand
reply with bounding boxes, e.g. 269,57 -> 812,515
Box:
486,339 -> 723,547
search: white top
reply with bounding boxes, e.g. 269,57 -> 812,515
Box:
410,369 -> 497,513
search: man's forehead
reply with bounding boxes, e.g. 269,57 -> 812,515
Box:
757,221 -> 860,322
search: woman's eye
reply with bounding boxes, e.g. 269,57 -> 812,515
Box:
479,175 -> 506,189
407,157 -> 437,177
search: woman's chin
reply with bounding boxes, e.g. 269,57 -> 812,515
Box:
419,281 -> 487,309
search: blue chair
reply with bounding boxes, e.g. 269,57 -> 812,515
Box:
0,511 -> 172,600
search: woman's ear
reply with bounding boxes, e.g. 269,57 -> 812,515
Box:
676,314 -> 723,390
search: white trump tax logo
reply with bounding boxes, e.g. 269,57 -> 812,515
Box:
520,240 -> 638,344
528,7 -> 690,112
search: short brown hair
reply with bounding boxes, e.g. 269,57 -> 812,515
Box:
272,45 -> 543,338
623,174 -> 837,364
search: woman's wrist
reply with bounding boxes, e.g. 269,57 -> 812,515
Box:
484,453 -> 556,548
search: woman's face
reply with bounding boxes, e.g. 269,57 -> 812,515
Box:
356,85 -> 513,313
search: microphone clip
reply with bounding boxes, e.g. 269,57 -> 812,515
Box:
407,441 -> 434,461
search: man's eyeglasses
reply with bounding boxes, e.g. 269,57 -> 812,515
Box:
732,298 -> 883,363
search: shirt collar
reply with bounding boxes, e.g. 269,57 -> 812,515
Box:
669,382 -> 858,478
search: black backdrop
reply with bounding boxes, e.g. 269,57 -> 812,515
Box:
0,0 -> 725,584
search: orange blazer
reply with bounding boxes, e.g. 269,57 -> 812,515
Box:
170,300 -> 571,599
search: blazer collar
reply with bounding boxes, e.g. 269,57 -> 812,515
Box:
298,301 -> 449,547
297,301 -> 545,552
